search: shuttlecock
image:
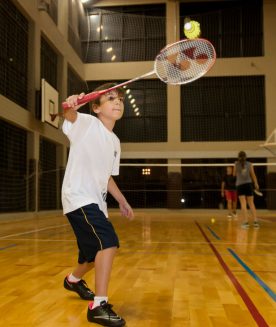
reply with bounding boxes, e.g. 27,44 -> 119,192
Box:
184,18 -> 201,39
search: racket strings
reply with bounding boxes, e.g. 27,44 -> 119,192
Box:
155,39 -> 216,85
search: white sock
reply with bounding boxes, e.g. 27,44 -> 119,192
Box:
67,273 -> 81,283
92,296 -> 108,309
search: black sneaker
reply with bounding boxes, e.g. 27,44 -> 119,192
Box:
64,276 -> 94,300
87,301 -> 126,327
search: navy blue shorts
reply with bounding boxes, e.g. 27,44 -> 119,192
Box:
237,183 -> 253,197
66,203 -> 119,264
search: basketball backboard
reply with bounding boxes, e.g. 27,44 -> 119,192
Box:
41,78 -> 59,128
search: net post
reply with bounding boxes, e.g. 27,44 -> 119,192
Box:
167,159 -> 182,209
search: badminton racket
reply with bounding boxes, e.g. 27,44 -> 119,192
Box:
254,189 -> 263,196
62,38 -> 216,109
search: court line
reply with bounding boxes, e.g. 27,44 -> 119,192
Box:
1,237 -> 276,247
0,238 -> 75,242
195,221 -> 269,327
206,225 -> 221,240
127,241 -> 276,245
203,222 -> 276,302
0,223 -> 69,239
228,248 -> 276,302
0,244 -> 17,251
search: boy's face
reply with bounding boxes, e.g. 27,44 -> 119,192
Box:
93,90 -> 125,121
226,166 -> 233,174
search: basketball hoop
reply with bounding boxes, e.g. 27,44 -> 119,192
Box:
259,128 -> 276,156
260,143 -> 276,156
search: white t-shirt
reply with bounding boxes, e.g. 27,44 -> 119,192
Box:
61,113 -> 121,217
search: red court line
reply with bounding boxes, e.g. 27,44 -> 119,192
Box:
195,221 -> 269,327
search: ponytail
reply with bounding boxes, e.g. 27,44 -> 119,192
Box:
238,151 -> 246,169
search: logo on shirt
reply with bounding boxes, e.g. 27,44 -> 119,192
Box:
102,192 -> 107,202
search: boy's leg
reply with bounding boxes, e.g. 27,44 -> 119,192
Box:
87,247 -> 126,326
64,261 -> 95,300
72,262 -> 94,279
94,247 -> 117,299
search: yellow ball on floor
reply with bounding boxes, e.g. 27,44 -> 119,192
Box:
211,218 -> 216,224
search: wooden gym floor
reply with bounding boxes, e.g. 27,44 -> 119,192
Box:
0,209 -> 275,327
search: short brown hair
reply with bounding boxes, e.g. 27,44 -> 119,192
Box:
91,83 -> 125,106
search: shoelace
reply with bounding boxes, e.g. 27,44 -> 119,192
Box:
101,303 -> 117,318
79,280 -> 92,292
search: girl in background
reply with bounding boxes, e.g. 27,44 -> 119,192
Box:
233,151 -> 260,229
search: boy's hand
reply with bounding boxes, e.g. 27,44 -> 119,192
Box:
65,92 -> 85,111
119,202 -> 134,220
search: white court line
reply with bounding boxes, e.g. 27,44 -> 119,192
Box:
0,223 -> 69,239
132,240 -> 276,245
1,238 -> 276,246
0,238 -> 74,242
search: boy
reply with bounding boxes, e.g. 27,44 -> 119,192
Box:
221,166 -> 237,220
62,83 -> 134,327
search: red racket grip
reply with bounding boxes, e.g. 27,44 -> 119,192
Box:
62,91 -> 102,109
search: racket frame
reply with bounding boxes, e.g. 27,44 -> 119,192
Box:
62,38 -> 216,109
254,189 -> 263,196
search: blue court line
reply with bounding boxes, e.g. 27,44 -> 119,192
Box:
0,244 -> 17,251
228,248 -> 276,302
206,226 -> 221,240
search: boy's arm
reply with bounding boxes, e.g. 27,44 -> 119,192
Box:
63,93 -> 86,123
108,177 -> 134,220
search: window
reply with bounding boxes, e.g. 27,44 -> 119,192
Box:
180,0 -> 263,58
0,120 -> 27,212
110,159 -> 168,208
181,76 -> 265,141
67,66 -> 90,113
42,0 -> 58,25
39,137 -> 58,210
41,37 -> 58,89
81,5 -> 166,63
88,79 -> 167,142
0,0 -> 29,108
